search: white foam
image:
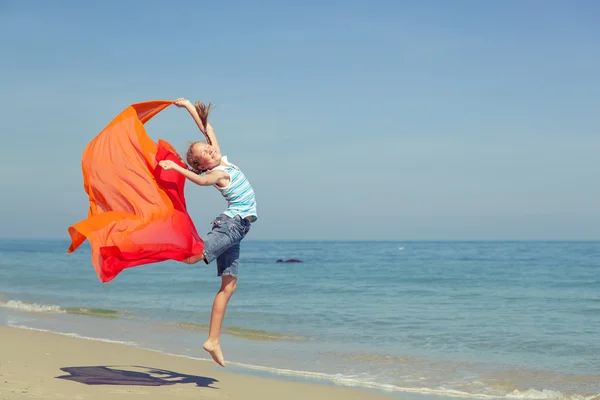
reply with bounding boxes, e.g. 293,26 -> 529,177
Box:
7,324 -> 138,346
507,389 -> 600,400
0,300 -> 65,314
147,354 -> 502,399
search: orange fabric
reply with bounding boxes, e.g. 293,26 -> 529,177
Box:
67,100 -> 204,283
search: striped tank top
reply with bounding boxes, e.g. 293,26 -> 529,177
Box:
208,156 -> 257,222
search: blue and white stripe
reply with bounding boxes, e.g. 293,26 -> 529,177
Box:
209,156 -> 257,222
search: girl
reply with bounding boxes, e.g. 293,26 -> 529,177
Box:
159,97 -> 257,368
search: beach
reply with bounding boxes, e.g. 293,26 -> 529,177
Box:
1,239 -> 598,400
0,325 -> 395,400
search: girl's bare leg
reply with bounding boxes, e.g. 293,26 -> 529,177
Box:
182,253 -> 205,264
203,275 -> 237,367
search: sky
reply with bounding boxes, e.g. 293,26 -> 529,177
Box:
1,0 -> 599,240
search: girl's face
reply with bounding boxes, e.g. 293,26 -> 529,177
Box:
192,142 -> 221,170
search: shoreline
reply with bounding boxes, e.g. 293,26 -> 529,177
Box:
2,302 -> 599,400
0,325 -> 400,400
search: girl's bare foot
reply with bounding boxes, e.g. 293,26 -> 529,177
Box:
203,340 -> 225,367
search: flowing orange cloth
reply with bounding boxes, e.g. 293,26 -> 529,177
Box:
67,101 -> 204,283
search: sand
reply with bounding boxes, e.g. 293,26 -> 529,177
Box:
0,326 -> 396,400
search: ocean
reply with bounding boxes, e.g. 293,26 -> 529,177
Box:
0,239 -> 598,399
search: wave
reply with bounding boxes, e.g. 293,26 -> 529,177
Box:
1,300 -> 64,314
7,324 -> 137,346
64,307 -> 121,318
171,321 -> 305,341
507,389 -> 600,400
0,300 -> 122,318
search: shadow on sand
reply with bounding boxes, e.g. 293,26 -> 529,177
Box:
56,365 -> 218,388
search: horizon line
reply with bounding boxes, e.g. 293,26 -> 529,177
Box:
1,237 -> 599,242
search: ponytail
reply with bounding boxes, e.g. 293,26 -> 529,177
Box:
194,100 -> 213,145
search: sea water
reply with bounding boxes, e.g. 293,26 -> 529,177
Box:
0,239 -> 598,399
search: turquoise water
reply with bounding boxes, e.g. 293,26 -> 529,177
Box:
0,239 -> 598,399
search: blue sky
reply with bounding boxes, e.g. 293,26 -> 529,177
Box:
1,0 -> 599,240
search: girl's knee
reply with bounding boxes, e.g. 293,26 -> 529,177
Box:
220,276 -> 237,296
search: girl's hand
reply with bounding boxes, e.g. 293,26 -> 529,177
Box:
174,97 -> 192,108
159,160 -> 179,171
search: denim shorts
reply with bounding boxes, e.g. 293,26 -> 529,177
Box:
202,213 -> 251,278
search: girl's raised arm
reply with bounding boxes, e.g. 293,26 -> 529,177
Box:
174,98 -> 221,153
